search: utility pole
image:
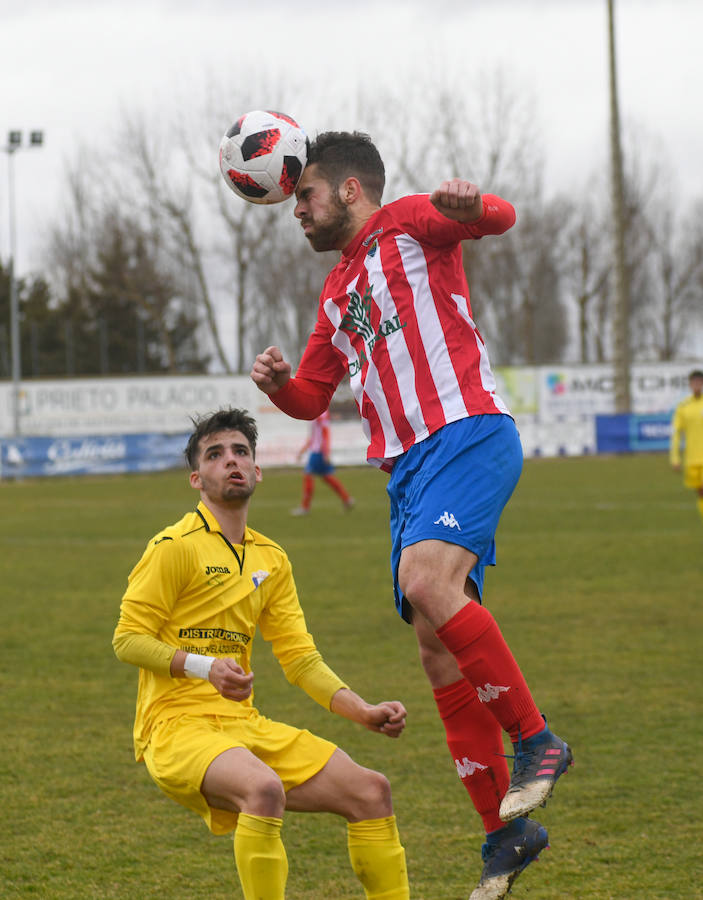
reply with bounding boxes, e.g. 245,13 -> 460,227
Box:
607,0 -> 632,412
3,129 -> 44,436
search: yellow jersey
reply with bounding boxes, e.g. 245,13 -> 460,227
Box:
113,501 -> 346,760
670,394 -> 703,467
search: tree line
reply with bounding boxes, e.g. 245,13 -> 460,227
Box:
2,75 -> 702,380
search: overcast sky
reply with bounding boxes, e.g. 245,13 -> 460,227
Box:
2,0 -> 702,273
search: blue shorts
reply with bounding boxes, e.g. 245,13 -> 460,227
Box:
305,452 -> 334,476
387,414 -> 523,623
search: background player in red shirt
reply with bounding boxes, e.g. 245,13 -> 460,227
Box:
291,410 -> 355,516
252,132 -> 572,900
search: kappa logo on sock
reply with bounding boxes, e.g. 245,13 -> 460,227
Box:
476,683 -> 511,703
434,511 -> 462,530
455,757 -> 488,778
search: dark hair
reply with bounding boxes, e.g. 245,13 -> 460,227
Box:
307,131 -> 385,204
689,369 -> 703,380
184,408 -> 258,468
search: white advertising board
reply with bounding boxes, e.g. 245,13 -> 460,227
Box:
1,361 -> 697,477
537,362 -> 693,417
0,375 -> 369,468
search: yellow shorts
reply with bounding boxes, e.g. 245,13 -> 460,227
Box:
683,464 -> 703,490
143,711 -> 337,834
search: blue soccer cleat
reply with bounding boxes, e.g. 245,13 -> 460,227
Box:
499,724 -> 573,822
469,817 -> 549,900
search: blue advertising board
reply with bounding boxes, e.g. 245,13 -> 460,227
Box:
0,432 -> 191,479
595,412 -> 672,454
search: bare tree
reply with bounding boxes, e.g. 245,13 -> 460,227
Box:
39,69 -> 703,378
559,190 -> 612,363
634,201 -> 703,359
252,226 -> 337,362
119,114 -> 231,372
359,75 -> 569,364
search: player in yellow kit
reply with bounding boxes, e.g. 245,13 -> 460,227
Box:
670,369 -> 703,525
113,408 -> 409,900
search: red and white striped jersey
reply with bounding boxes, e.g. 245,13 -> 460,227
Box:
309,411 -> 330,455
294,193 -> 515,469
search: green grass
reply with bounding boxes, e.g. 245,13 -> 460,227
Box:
1,454 -> 702,898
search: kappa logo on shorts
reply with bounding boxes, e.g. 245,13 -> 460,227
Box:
434,511 -> 462,530
455,757 -> 488,778
476,683 -> 511,703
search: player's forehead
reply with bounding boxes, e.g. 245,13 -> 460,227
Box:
199,429 -> 252,454
295,163 -> 327,198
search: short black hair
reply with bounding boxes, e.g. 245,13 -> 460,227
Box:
689,369 -> 703,380
307,131 -> 385,204
184,408 -> 258,468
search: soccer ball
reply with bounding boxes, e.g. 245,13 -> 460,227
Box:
219,110 -> 308,205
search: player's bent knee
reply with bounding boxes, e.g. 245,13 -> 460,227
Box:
213,771 -> 285,818
398,565 -> 442,613
351,769 -> 393,820
245,773 -> 286,815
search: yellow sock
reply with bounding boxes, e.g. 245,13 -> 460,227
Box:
347,815 -> 410,899
233,813 -> 287,900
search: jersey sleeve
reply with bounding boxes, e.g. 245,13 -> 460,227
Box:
257,552 -> 347,709
393,193 -> 516,247
267,305 -> 344,419
113,533 -> 190,672
268,374 -> 336,420
669,405 -> 684,465
112,630 -> 175,677
295,307 -> 349,385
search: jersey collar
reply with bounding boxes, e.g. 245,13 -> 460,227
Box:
342,208 -> 384,261
195,500 -> 253,544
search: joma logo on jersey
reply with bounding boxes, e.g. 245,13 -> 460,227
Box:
341,284 -> 407,377
205,565 -> 231,576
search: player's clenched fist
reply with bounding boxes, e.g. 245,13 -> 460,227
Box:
430,179 -> 483,223
363,701 -> 407,739
210,658 -> 254,701
251,345 -> 291,395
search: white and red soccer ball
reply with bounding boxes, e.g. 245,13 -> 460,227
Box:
219,110 -> 308,204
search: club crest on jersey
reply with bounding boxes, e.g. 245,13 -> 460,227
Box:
251,569 -> 270,588
342,284 -> 407,377
362,228 -> 383,247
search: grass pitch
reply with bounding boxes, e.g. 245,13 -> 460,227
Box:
1,453 -> 702,899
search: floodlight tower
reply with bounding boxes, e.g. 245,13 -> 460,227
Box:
607,0 -> 632,412
4,129 -> 44,436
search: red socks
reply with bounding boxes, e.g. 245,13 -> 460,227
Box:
301,474 -> 350,509
301,474 -> 314,510
323,474 -> 350,502
433,679 -> 509,834
436,602 -> 545,744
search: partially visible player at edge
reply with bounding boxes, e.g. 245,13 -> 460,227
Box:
251,131 -> 573,900
670,368 -> 703,526
113,408 -> 409,900
292,409 -> 355,516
